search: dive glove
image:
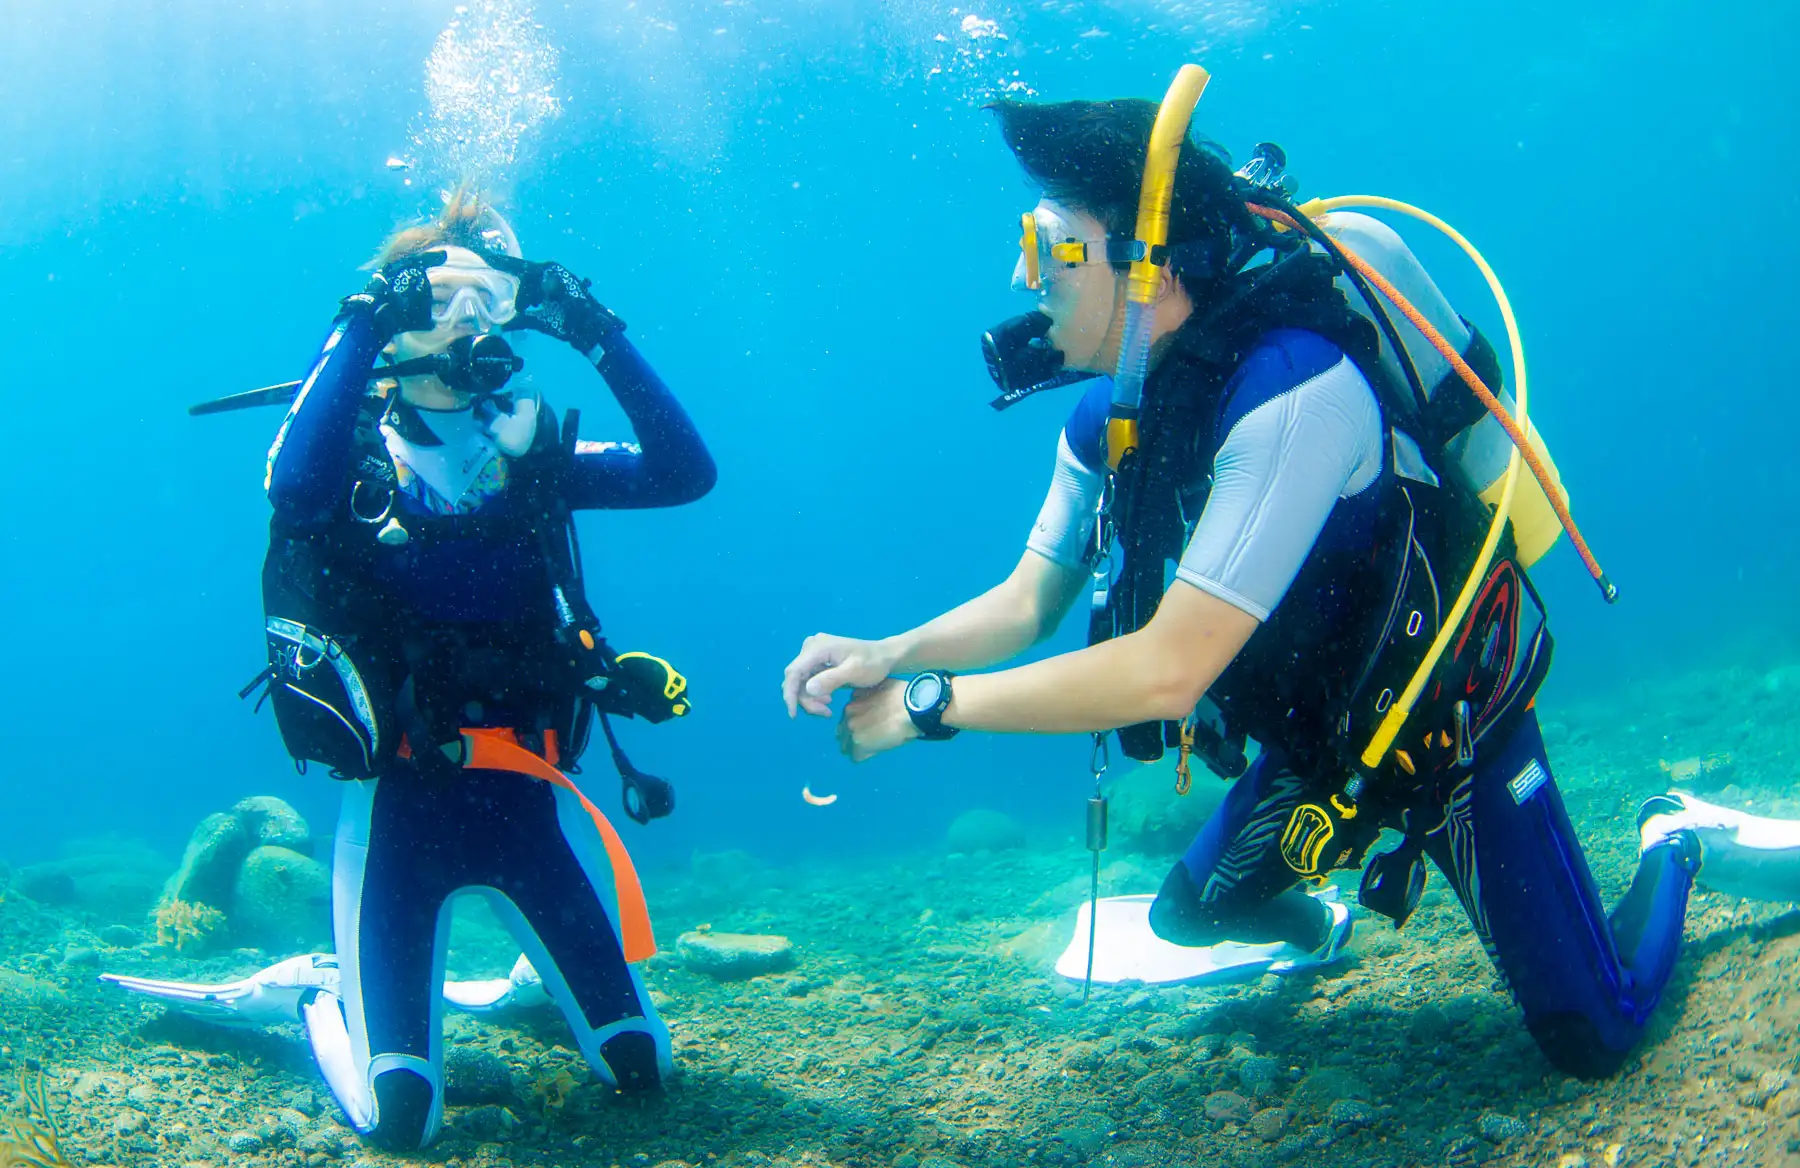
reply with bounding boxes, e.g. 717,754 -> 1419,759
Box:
342,250 -> 447,345
492,257 -> 626,354
602,651 -> 691,724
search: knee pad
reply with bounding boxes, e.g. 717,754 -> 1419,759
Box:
1526,1012 -> 1631,1080
599,1029 -> 664,1092
368,1065 -> 438,1152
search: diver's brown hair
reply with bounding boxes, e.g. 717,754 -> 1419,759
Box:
366,182 -> 496,269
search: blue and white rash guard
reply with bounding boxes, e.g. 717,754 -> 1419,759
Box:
1027,328 -> 1385,622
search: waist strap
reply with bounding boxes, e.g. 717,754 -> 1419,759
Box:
457,727 -> 656,963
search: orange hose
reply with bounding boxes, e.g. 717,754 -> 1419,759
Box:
1245,203 -> 1613,597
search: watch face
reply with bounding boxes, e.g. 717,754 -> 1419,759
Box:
906,673 -> 944,713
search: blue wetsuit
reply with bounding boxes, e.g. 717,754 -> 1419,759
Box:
264,306 -> 713,1149
1031,328 -> 1695,1077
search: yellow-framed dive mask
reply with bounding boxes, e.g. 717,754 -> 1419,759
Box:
1014,206 -> 1142,294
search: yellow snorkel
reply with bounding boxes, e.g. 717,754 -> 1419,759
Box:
1105,64 -> 1211,471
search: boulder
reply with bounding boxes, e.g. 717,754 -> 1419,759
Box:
1104,758 -> 1229,856
233,845 -> 331,951
676,931 -> 796,980
946,809 -> 1025,854
18,837 -> 168,919
159,812 -> 249,913
231,796 -> 313,855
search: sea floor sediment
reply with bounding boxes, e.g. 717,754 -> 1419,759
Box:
4,661 -> 1799,1168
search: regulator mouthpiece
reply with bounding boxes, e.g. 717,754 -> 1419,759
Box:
982,311 -> 1096,411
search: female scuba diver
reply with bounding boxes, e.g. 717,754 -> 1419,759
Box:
260,190 -> 714,1150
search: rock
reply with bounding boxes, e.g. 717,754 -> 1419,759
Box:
1409,1004 -> 1452,1045
458,1103 -> 519,1141
70,1071 -> 128,1100
1051,1120 -> 1108,1157
1103,759 -> 1228,855
1203,1090 -> 1253,1123
945,809 -> 1025,854
1236,1055 -> 1282,1100
297,1127 -> 342,1156
232,796 -> 313,854
1477,1111 -> 1529,1143
1326,1098 -> 1375,1130
12,868 -> 77,906
1249,1107 -> 1288,1142
233,845 -> 331,951
99,924 -> 140,948
1290,1066 -> 1369,1121
0,968 -> 70,1014
446,1045 -> 515,1104
160,812 -> 250,913
676,931 -> 796,980
225,1130 -> 265,1153
1750,1069 -> 1792,1109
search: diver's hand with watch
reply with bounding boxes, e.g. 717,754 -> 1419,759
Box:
838,670 -> 957,763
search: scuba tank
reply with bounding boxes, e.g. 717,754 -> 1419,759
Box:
1312,211 -> 1568,567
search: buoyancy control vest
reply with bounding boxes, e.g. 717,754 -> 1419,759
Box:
258,392 -> 613,782
1092,231 -> 1552,805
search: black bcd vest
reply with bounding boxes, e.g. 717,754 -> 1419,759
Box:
1094,246 -> 1552,796
258,396 -> 609,780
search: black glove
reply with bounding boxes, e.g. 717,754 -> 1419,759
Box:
600,651 -> 690,724
494,258 -> 625,353
341,250 -> 446,345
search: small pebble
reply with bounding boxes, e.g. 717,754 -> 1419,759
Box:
1249,1107 -> 1288,1142
1327,1098 -> 1376,1130
1477,1111 -> 1530,1143
1204,1090 -> 1253,1124
226,1129 -> 264,1153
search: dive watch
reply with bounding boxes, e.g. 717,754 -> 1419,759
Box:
903,671 -> 959,741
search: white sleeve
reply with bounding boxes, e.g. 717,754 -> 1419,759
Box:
1174,357 -> 1383,620
1025,433 -> 1104,568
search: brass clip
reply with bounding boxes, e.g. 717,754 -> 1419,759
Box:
1174,716 -> 1197,795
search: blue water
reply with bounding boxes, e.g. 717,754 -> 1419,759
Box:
0,0 -> 1793,873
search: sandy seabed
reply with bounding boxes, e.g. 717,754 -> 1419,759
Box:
4,660 -> 1799,1168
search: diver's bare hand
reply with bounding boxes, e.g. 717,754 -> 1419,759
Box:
839,679 -> 918,762
783,634 -> 899,718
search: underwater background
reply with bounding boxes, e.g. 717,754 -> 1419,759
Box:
2,1 -> 1799,1166
0,0 -> 1793,870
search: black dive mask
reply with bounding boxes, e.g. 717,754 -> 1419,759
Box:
383,333 -> 525,399
981,311 -> 1098,411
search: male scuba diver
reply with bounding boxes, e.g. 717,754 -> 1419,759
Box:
781,71 -> 1764,1078
251,190 -> 713,1149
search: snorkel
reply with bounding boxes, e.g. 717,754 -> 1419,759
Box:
1103,64 -> 1211,471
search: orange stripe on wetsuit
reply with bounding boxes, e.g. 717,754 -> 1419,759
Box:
450,727 -> 657,964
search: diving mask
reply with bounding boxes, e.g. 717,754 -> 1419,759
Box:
393,246 -> 521,357
1013,205 -> 1146,294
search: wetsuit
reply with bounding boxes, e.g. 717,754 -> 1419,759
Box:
265,310 -> 714,1148
1029,326 -> 1696,1078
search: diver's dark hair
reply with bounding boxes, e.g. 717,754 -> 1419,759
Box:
987,99 -> 1255,292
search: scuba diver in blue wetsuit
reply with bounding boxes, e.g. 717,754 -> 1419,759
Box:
780,70 -> 1764,1078
240,190 -> 713,1150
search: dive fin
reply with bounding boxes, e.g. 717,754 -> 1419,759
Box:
1055,889 -> 1349,986
187,380 -> 305,417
